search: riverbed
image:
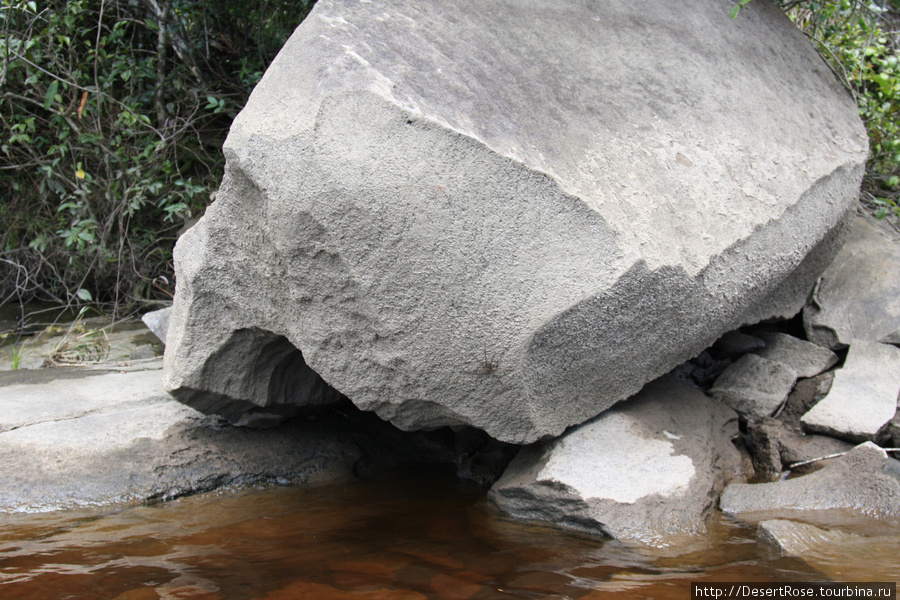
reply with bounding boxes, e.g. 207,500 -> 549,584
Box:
3,466 -> 896,600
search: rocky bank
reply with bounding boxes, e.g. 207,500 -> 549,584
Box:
2,0 -> 899,570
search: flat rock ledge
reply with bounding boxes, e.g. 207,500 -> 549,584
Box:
0,367 -> 361,512
163,0 -> 867,444
757,519 -> 858,560
489,378 -> 741,545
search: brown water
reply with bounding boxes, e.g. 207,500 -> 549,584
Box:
0,467 -> 896,600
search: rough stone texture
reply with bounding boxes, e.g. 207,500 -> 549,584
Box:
804,215 -> 900,349
801,341 -> 900,442
752,332 -> 838,378
778,432 -> 855,474
745,417 -> 854,480
891,414 -> 900,448
709,354 -> 798,419
142,307 -> 173,345
778,371 -> 834,429
163,0 -> 867,443
488,378 -> 742,544
720,442 -> 900,519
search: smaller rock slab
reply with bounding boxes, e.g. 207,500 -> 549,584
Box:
777,372 -> 834,430
757,519 -> 856,560
756,518 -> 900,580
752,332 -> 838,378
709,354 -> 797,419
489,377 -> 741,545
803,215 -> 900,349
801,341 -> 900,442
720,442 -> 900,519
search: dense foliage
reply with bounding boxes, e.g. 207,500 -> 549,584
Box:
780,0 -> 900,223
0,0 -> 897,318
0,0 -> 314,315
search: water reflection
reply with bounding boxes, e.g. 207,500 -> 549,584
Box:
0,467 -> 893,599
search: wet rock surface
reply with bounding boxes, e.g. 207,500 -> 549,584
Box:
0,365 -> 355,511
163,0 -> 866,444
489,378 -> 741,544
756,519 -> 900,580
757,519 -> 857,560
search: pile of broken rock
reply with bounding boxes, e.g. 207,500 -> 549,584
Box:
490,214 -> 900,552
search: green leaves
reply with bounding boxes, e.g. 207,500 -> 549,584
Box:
730,0 -> 753,18
205,95 -> 226,113
785,0 -> 900,208
2,0 -> 317,312
43,80 -> 59,110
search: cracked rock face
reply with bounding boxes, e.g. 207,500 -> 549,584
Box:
163,0 -> 867,443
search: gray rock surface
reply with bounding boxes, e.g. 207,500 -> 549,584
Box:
142,307 -> 172,345
489,378 -> 742,544
709,354 -> 798,419
164,0 -> 866,443
801,341 -> 900,442
0,365 -> 362,511
745,417 -> 854,480
712,331 -> 766,358
720,442 -> 900,518
804,215 -> 900,349
777,371 -> 834,429
752,332 -> 838,378
891,414 -> 900,448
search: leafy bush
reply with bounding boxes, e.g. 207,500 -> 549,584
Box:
0,0 -> 314,316
781,0 -> 900,224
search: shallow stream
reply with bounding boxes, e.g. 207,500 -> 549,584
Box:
3,467 -> 897,599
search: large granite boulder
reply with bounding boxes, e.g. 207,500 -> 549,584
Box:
164,0 -> 867,443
